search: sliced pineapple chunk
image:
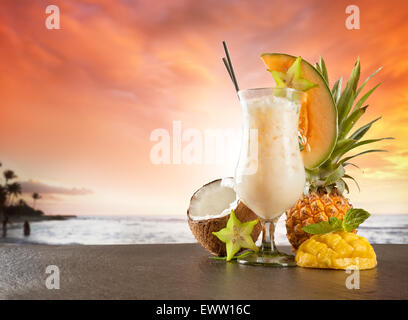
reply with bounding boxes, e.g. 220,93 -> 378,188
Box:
296,231 -> 377,270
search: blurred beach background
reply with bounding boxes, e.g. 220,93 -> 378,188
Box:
2,214 -> 408,245
1,0 -> 408,247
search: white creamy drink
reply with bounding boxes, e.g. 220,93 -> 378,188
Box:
235,88 -> 305,220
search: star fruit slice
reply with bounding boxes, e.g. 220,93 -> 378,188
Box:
269,56 -> 318,92
212,210 -> 259,261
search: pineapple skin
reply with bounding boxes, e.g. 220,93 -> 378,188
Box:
296,231 -> 377,270
286,189 -> 352,250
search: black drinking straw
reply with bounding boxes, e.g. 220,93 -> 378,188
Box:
222,57 -> 233,81
222,41 -> 240,92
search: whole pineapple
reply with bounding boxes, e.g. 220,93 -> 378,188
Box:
287,189 -> 352,249
286,58 -> 391,250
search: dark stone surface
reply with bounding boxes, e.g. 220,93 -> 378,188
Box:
0,243 -> 407,299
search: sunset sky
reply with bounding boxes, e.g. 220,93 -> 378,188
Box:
1,0 -> 407,216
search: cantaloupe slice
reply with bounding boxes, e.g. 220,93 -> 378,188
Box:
260,53 -> 337,169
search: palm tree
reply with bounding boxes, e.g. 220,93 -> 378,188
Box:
3,170 -> 17,185
0,185 -> 7,236
32,192 -> 41,210
0,185 -> 6,209
7,182 -> 22,206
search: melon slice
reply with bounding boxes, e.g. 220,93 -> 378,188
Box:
260,53 -> 337,169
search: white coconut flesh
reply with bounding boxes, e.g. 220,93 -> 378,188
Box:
189,178 -> 238,221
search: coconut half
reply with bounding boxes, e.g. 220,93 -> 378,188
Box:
187,177 -> 261,256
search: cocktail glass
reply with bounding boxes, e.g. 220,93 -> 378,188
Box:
235,87 -> 305,267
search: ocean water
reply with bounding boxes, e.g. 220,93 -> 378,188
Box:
3,214 -> 408,246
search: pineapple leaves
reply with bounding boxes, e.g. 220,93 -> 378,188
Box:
356,66 -> 383,97
337,85 -> 355,124
331,138 -> 355,160
331,137 -> 393,162
346,137 -> 394,152
349,117 -> 382,141
324,165 -> 345,186
340,91 -> 356,127
335,178 -> 346,194
302,208 -> 371,234
314,62 -> 321,75
339,149 -> 387,166
343,162 -> 361,169
342,179 -> 350,193
350,58 -> 361,92
336,60 -> 382,141
308,57 -> 392,193
331,78 -> 343,104
343,174 -> 360,192
352,83 -> 381,113
339,105 -> 368,139
337,59 -> 360,123
317,57 -> 329,84
334,138 -> 355,151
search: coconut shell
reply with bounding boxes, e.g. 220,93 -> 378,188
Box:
188,200 -> 261,256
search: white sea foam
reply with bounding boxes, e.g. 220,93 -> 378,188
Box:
3,214 -> 408,245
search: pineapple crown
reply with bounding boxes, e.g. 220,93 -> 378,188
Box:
305,57 -> 393,195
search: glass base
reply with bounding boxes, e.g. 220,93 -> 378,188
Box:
237,251 -> 296,267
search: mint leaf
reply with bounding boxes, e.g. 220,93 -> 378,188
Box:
329,216 -> 343,229
302,209 -> 370,235
302,218 -> 342,235
342,208 -> 370,232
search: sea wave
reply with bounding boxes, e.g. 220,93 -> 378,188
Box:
2,214 -> 407,246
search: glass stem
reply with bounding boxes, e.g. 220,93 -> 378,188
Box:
260,217 -> 279,255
